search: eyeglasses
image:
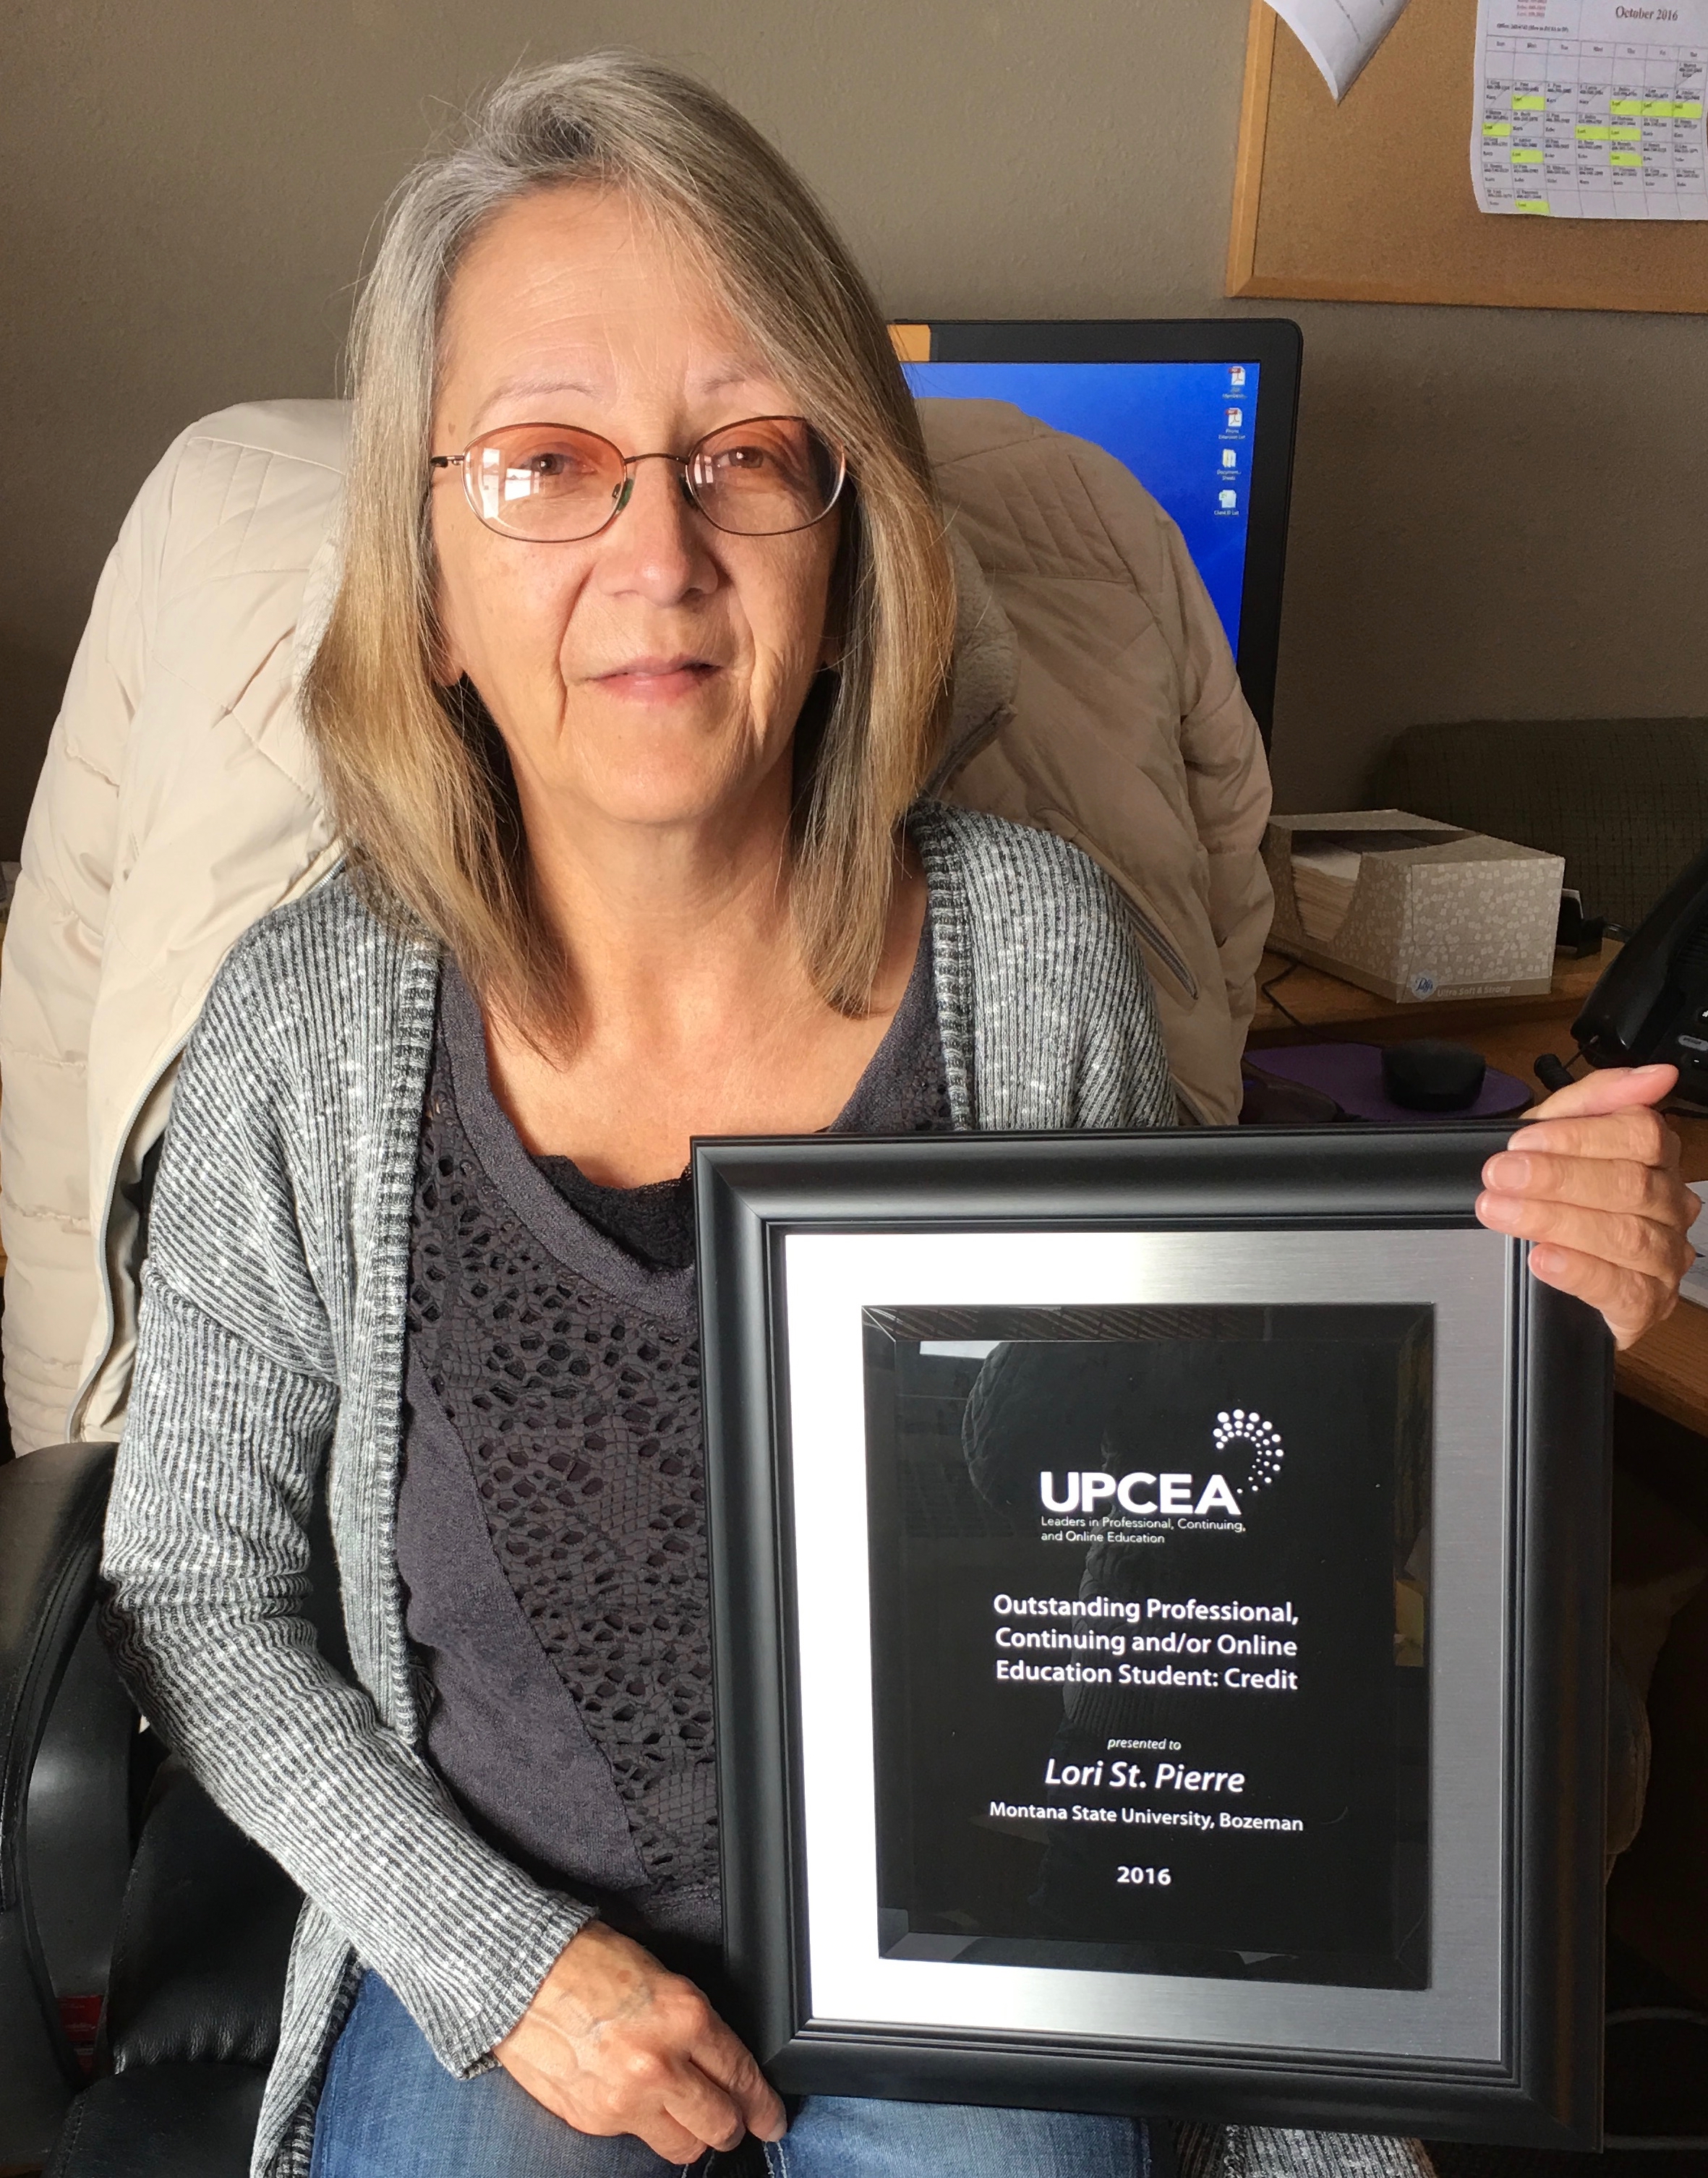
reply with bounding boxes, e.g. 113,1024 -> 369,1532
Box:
429,415 -> 847,542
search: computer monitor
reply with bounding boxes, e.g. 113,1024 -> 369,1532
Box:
896,320 -> 1302,742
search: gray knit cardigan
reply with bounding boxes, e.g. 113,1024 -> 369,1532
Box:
99,800 -> 1430,2178
98,805 -> 1175,2176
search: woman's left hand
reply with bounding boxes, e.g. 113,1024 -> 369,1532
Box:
1474,1062 -> 1700,1349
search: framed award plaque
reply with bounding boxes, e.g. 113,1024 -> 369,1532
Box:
694,1127 -> 1612,2148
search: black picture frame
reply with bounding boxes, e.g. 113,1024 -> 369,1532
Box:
694,1125 -> 1611,2149
910,317 -> 1302,743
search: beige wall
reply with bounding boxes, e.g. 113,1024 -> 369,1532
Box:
5,0 -> 1707,859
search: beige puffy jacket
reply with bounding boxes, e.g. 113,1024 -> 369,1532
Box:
0,396 -> 1270,1453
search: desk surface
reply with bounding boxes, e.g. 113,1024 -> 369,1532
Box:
1249,946 -> 1615,1046
1248,944 -> 1708,1438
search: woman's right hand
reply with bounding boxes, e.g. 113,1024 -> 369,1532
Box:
495,1921 -> 787,2161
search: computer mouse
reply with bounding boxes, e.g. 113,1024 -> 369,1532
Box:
1380,1038 -> 1486,1112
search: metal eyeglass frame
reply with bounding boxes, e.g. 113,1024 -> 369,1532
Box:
428,415 -> 847,542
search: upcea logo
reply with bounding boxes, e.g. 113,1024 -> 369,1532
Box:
1038,1410 -> 1284,1523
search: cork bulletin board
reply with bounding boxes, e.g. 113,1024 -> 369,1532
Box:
1227,0 -> 1708,312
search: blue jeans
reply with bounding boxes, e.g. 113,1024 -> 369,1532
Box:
310,1973 -> 1150,2178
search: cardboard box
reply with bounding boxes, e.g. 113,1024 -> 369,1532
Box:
1264,810 -> 1564,1004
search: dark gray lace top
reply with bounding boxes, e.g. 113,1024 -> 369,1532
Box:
397,934 -> 952,1959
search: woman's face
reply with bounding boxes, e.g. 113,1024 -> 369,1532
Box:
432,186 -> 842,838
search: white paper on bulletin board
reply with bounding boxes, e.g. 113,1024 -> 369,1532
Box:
1267,0 -> 1416,99
1473,0 -> 1708,218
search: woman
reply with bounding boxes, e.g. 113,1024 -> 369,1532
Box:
101,54 -> 1696,2178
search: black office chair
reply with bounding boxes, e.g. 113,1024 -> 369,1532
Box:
1,1443 -> 301,2177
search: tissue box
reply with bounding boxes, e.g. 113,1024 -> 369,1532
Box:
1263,810 -> 1565,1004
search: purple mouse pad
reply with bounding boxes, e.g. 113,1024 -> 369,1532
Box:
1247,1042 -> 1533,1125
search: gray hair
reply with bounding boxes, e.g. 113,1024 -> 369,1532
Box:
303,53 -> 955,1033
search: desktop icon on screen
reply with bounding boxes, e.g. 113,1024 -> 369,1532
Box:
1229,364 -> 1247,389
1218,487 -> 1239,511
1221,448 -> 1239,469
1226,406 -> 1244,430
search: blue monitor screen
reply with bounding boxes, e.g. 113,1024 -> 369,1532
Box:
902,359 -> 1259,655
